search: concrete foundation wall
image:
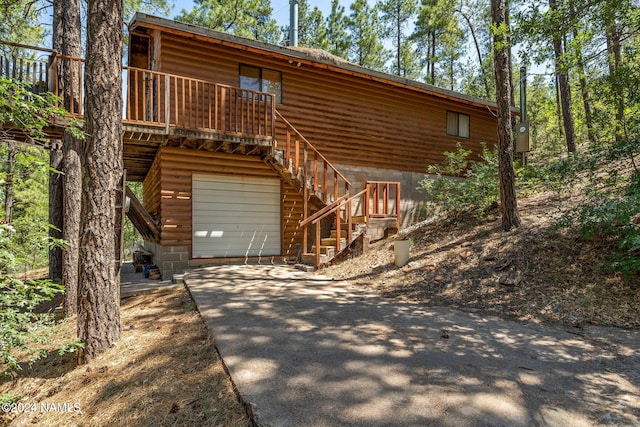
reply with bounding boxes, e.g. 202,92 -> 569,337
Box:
333,163 -> 429,228
144,241 -> 190,280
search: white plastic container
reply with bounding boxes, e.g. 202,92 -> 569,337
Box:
394,239 -> 410,267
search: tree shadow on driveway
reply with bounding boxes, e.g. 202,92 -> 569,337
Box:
186,265 -> 640,427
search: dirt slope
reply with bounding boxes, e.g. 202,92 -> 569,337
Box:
322,191 -> 640,328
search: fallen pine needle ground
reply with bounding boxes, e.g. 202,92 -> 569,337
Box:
0,285 -> 251,427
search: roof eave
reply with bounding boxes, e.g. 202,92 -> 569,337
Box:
130,13 -> 513,113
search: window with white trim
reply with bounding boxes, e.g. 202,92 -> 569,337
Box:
446,111 -> 470,138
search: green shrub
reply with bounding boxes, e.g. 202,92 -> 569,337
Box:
0,224 -> 80,376
553,139 -> 640,277
419,143 -> 499,219
0,277 -> 64,375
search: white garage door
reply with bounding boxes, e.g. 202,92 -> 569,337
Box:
192,174 -> 281,258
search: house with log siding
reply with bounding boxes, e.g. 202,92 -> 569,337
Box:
1,13 -> 501,278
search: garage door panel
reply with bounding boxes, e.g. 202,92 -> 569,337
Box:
191,215 -> 280,227
193,223 -> 281,232
192,174 -> 281,258
193,179 -> 280,192
193,200 -> 281,212
193,185 -> 280,197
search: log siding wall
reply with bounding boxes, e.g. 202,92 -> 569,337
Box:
143,146 -> 303,258
153,32 -> 498,174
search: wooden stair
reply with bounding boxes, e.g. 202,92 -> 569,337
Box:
263,111 -> 400,269
262,146 -> 359,266
302,215 -> 369,266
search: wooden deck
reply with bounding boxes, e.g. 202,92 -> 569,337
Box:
1,45 -> 276,181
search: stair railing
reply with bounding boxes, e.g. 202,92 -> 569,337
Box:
275,110 -> 351,254
300,189 -> 366,267
298,182 -> 401,266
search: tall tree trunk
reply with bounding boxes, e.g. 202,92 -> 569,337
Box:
396,3 -> 401,76
49,0 -> 64,282
430,31 -> 436,84
549,0 -> 576,152
455,9 -> 491,98
48,144 -> 63,281
491,0 -> 521,231
604,0 -> 624,141
554,74 -> 564,140
53,0 -> 82,317
78,0 -> 124,363
569,2 -> 596,143
4,143 -> 16,223
505,0 -> 516,131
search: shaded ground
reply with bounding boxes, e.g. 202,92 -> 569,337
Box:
0,286 -> 251,427
185,264 -> 640,427
322,191 -> 640,328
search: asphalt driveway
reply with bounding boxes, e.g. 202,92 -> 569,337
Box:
185,264 -> 639,427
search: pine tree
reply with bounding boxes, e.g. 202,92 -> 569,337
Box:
78,0 -> 124,362
491,0 -> 520,231
378,0 -> 418,76
176,0 -> 280,43
348,0 -> 390,70
53,0 -> 83,317
326,0 -> 351,58
413,0 -> 462,85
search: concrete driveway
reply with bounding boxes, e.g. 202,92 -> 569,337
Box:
185,265 -> 639,427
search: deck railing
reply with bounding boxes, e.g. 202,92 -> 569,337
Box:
125,67 -> 275,137
0,43 -> 52,94
0,44 -> 276,140
366,181 -> 401,229
300,181 -> 400,266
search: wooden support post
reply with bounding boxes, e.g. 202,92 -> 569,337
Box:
164,74 -> 170,133
323,162 -> 328,202
336,204 -> 341,252
303,175 -> 308,254
396,183 -> 401,229
77,60 -> 83,115
383,183 -> 389,216
174,76 -> 179,127
126,69 -> 132,122
285,130 -> 291,165
365,183 -> 370,226
195,80 -> 200,129
180,78 -> 185,128
134,70 -> 139,121
142,71 -> 147,123
315,222 -> 321,267
347,198 -> 352,247
303,145 -> 308,185
313,152 -> 318,192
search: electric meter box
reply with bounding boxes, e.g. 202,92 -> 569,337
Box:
515,122 -> 530,153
